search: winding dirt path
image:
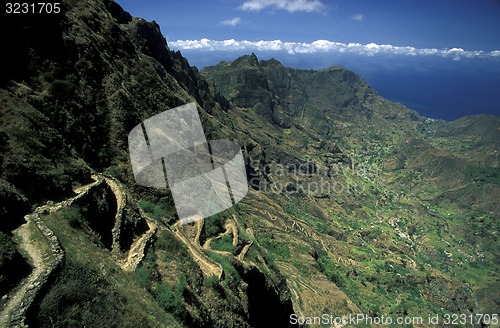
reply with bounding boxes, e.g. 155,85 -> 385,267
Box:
201,216 -> 256,263
121,221 -> 156,272
202,218 -> 237,249
0,174 -> 127,327
276,261 -> 317,294
194,219 -> 203,246
173,227 -> 223,279
121,205 -> 157,272
227,220 -> 238,247
237,241 -> 253,261
0,177 -> 104,327
0,217 -> 46,328
104,176 -> 127,256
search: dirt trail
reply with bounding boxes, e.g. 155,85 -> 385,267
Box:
0,177 -> 104,327
0,174 -> 136,327
237,225 -> 254,261
237,241 -> 253,261
103,175 -> 157,272
227,220 -> 238,247
276,261 -> 317,294
1,212 -> 65,328
202,217 -> 237,249
43,174 -> 104,213
194,219 -> 203,246
121,220 -> 156,272
121,205 -> 158,272
104,176 -> 127,255
0,218 -> 45,327
173,227 -> 223,279
201,217 -> 256,263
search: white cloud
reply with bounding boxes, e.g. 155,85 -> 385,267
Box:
351,14 -> 364,21
221,17 -> 242,26
169,38 -> 500,60
240,0 -> 326,13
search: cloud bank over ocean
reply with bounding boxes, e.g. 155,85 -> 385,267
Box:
170,38 -> 500,61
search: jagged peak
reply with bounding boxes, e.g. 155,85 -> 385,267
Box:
231,53 -> 260,68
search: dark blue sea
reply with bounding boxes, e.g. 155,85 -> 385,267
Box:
356,57 -> 500,121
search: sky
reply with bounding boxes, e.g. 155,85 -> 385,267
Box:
116,0 -> 500,120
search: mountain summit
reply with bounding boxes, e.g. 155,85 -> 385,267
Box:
203,55 -> 423,130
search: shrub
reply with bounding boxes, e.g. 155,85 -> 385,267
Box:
38,262 -> 124,327
203,275 -> 219,288
207,251 -> 240,282
64,207 -> 83,229
318,255 -> 344,287
204,214 -> 225,238
134,251 -> 159,288
0,232 -> 15,266
211,235 -> 234,253
139,199 -> 166,221
155,274 -> 187,317
0,232 -> 27,295
135,266 -> 152,288
257,236 -> 290,259
155,231 -> 186,258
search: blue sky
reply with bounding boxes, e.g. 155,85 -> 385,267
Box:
116,0 -> 500,120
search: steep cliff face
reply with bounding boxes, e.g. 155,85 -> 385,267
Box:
0,0 -> 498,326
